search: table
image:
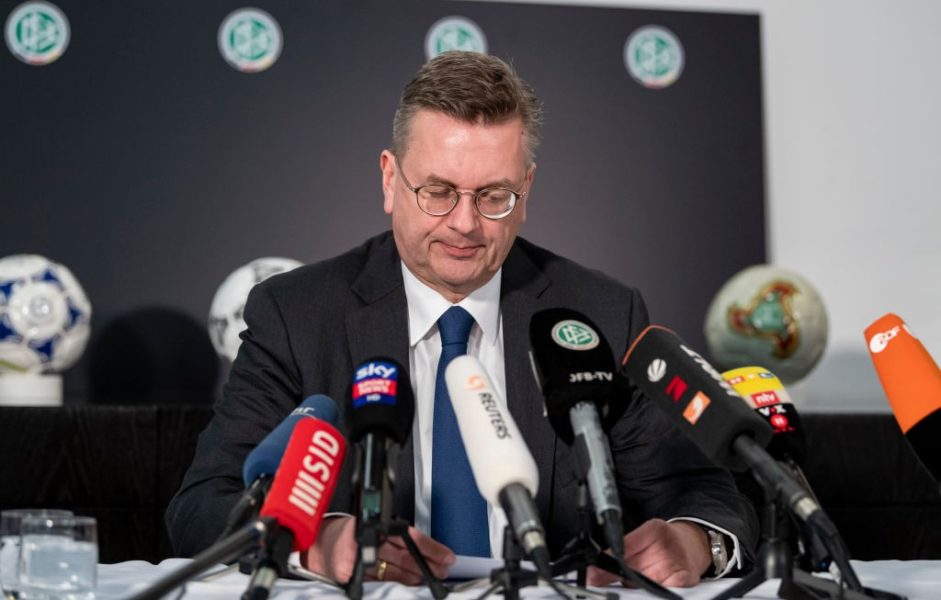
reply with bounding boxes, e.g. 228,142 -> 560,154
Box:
96,560 -> 941,599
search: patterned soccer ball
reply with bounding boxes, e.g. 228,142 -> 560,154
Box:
0,254 -> 92,374
208,257 -> 303,362
704,265 -> 828,384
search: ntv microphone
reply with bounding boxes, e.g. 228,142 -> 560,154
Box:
865,313 -> 941,492
444,355 -> 552,577
723,366 -> 835,572
243,417 -> 347,600
349,357 -> 415,565
528,308 -> 628,562
222,395 -> 341,540
722,367 -> 809,476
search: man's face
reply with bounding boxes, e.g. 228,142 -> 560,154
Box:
381,110 -> 535,302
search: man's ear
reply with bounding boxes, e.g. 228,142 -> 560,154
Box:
521,162 -> 536,222
380,150 -> 396,215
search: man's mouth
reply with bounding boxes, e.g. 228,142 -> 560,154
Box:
438,241 -> 483,258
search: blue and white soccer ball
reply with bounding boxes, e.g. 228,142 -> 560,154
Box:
0,254 -> 92,374
208,257 -> 303,362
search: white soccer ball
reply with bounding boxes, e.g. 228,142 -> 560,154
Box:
208,257 -> 303,362
704,264 -> 828,385
0,254 -> 92,374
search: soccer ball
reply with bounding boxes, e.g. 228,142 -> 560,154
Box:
704,265 -> 828,385
208,257 -> 303,362
0,254 -> 92,374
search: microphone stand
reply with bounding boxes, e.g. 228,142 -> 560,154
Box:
452,525 -> 614,600
128,518 -> 270,600
711,478 -> 906,600
549,482 -> 680,600
240,523 -> 293,600
346,517 -> 449,600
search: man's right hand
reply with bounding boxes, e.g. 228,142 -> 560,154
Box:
302,515 -> 456,585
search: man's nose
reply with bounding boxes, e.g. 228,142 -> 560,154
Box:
445,192 -> 481,234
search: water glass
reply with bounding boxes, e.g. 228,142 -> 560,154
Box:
1,509 -> 73,599
19,515 -> 97,600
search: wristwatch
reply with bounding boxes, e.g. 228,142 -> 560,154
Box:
704,528 -> 729,577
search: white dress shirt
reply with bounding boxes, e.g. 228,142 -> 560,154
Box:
399,262 -> 742,576
401,263 -> 512,555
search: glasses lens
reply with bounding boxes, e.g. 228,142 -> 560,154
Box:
417,185 -> 457,215
477,189 -> 517,218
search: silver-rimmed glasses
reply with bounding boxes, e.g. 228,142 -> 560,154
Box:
396,158 -> 525,220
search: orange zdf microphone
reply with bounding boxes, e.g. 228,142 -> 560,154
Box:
245,417 -> 347,600
865,313 -> 941,489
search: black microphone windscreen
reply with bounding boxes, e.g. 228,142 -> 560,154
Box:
620,325 -> 773,470
349,357 -> 414,444
529,308 -> 628,444
906,408 -> 941,484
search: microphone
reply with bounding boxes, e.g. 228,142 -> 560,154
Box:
349,357 -> 415,565
722,366 -> 807,468
865,313 -> 941,490
528,308 -> 628,561
444,355 -> 552,577
723,366 -> 835,573
243,394 -> 341,485
221,395 -> 341,539
243,416 -> 347,600
619,326 -> 849,526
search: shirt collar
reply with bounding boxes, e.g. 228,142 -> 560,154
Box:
401,262 -> 501,348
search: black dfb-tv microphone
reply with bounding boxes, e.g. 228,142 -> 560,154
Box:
529,308 -> 630,563
349,357 -> 415,565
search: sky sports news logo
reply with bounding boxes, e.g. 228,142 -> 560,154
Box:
352,361 -> 398,409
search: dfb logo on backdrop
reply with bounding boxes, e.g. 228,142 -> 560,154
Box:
425,16 -> 487,60
4,1 -> 69,66
217,7 -> 282,73
624,25 -> 684,89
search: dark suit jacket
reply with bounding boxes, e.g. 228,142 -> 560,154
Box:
166,231 -> 758,559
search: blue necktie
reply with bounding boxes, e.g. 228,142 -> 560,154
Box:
430,306 -> 490,556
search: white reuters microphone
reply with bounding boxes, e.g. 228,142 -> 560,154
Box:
444,355 -> 550,575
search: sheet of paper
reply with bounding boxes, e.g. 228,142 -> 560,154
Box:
447,555 -> 535,580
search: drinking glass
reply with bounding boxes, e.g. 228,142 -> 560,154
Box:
19,515 -> 97,600
1,509 -> 73,599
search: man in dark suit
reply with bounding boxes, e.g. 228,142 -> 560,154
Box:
167,51 -> 757,588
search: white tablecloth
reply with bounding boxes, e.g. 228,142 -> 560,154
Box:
96,559 -> 941,600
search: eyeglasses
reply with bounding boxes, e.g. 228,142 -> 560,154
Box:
395,158 -> 525,220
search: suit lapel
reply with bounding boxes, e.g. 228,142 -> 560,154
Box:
500,242 -> 557,518
345,233 -> 416,522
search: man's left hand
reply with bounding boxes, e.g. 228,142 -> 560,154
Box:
586,519 -> 712,588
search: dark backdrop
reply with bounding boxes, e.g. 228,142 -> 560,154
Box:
0,0 -> 765,402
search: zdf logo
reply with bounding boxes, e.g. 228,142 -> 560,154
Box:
868,324 -> 913,354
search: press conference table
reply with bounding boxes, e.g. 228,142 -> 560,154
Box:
97,559 -> 941,599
